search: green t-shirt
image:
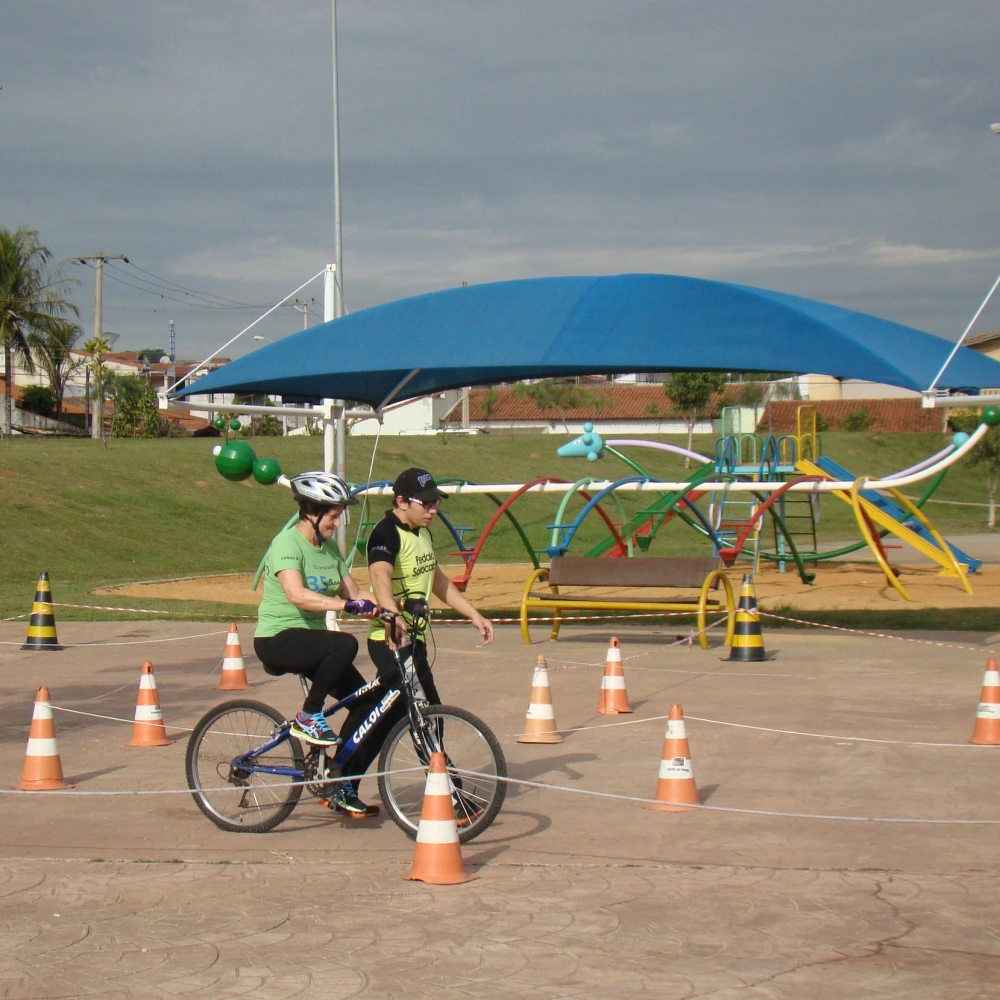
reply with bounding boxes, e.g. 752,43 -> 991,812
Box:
255,526 -> 348,638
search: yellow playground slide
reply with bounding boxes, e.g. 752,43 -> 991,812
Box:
795,458 -> 972,601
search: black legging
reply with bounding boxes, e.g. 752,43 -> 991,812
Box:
338,639 -> 441,793
254,629 -> 363,715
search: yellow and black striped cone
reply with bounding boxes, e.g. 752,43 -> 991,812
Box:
727,574 -> 766,662
21,572 -> 63,652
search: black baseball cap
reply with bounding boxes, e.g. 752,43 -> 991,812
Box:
393,467 -> 447,503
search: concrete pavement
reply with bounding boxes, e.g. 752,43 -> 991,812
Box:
1,618 -> 999,997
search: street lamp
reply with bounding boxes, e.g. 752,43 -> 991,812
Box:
252,335 -> 272,344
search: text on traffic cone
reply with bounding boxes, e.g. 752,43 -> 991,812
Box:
16,686 -> 72,790
125,661 -> 170,747
405,752 -> 477,885
970,657 -> 1000,745
645,703 -> 700,812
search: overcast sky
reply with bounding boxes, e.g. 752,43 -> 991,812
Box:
4,1 -> 1000,362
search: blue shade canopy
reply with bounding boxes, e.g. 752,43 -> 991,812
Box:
173,274 -> 1000,407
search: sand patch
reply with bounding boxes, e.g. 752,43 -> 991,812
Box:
95,561 -> 1000,611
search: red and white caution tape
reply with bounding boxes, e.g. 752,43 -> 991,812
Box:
759,611 -> 997,654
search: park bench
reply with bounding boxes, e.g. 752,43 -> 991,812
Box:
520,556 -> 735,646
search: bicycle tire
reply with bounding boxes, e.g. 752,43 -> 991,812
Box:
377,705 -> 506,844
185,699 -> 304,833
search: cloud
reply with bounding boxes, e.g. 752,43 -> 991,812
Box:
864,242 -> 998,267
5,0 -> 1000,358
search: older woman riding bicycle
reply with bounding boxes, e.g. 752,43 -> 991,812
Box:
252,471 -> 380,817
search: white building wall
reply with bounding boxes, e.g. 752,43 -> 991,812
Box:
350,391 -> 463,436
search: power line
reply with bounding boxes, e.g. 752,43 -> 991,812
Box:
103,261 -> 267,310
102,305 -> 262,313
104,261 -> 235,308
87,263 -> 263,311
115,260 -> 260,308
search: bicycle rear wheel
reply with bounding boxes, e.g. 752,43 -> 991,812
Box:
185,699 -> 304,833
377,705 -> 506,843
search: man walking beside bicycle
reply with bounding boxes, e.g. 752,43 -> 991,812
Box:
339,468 -> 494,810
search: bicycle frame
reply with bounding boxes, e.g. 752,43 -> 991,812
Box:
226,605 -> 436,784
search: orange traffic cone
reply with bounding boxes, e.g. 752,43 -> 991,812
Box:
15,686 -> 72,790
125,661 -> 170,747
216,623 -> 249,691
644,704 -> 700,812
405,752 -> 477,885
970,658 -> 1000,745
597,637 -> 632,714
517,655 -> 563,744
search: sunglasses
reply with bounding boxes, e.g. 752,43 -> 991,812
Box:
409,497 -> 441,510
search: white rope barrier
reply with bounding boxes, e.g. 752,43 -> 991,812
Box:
0,765 -> 424,797
452,768 -> 1000,825
0,629 -> 229,648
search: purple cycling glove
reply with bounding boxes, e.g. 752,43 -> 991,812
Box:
344,599 -> 377,616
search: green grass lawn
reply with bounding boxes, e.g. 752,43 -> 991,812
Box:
0,429 -> 995,623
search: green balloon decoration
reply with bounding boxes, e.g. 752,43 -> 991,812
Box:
252,457 -> 282,485
983,406 -> 1000,428
229,418 -> 242,432
215,440 -> 257,482
212,416 -> 226,430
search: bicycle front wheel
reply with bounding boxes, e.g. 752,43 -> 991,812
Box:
185,699 -> 304,833
377,705 -> 506,843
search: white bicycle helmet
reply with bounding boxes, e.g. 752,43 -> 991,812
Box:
290,471 -> 358,507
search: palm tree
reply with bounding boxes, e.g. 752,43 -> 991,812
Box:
33,320 -> 84,418
0,228 -> 79,437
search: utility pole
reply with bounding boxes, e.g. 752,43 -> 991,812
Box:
75,254 -> 127,439
289,299 -> 314,330
330,0 -> 348,555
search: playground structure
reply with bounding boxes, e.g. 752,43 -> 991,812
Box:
221,404 -> 998,607
357,407 -> 989,604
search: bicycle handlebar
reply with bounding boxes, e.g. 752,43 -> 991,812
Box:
379,598 -> 430,624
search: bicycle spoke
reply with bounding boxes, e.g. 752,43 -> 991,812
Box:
379,707 -> 504,842
187,702 -> 304,833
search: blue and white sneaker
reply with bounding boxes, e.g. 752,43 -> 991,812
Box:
290,711 -> 341,747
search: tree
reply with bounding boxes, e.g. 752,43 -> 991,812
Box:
951,409 -> 1000,529
0,228 -> 78,437
663,372 -> 727,465
106,373 -> 161,438
33,320 -> 84,417
841,406 -> 875,432
83,335 -> 112,441
20,384 -> 57,417
967,425 -> 1000,530
481,387 -> 499,420
512,379 -> 593,432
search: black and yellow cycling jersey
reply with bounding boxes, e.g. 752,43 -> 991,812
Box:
367,511 -> 435,642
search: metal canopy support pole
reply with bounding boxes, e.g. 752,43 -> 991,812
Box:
927,269 -> 1000,392
330,0 -> 348,556
322,265 -> 337,476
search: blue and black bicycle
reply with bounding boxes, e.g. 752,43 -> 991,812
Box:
185,601 -> 506,842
